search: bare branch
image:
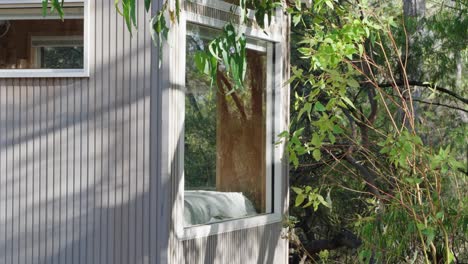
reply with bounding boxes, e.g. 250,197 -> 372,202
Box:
412,99 -> 468,113
378,81 -> 468,104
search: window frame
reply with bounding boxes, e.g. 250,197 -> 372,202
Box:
0,0 -> 89,78
177,0 -> 285,240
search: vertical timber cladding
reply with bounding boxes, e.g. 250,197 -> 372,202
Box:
0,0 -> 153,263
162,1 -> 290,263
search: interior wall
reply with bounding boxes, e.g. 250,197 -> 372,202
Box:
215,50 -> 267,212
0,19 -> 83,68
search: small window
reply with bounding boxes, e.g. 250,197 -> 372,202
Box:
184,23 -> 274,227
31,36 -> 84,69
0,2 -> 86,76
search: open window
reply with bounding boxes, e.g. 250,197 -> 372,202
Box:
183,23 -> 276,228
0,1 -> 87,77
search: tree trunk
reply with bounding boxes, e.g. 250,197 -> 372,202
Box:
403,0 -> 425,17
402,0 -> 426,130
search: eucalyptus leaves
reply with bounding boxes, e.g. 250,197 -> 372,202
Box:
194,23 -> 247,92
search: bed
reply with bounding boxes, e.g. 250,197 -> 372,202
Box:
184,190 -> 258,226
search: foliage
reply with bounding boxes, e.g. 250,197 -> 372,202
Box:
194,23 -> 247,92
42,0 -> 64,18
40,47 -> 84,69
284,0 -> 467,263
185,32 -> 218,189
42,0 -> 174,48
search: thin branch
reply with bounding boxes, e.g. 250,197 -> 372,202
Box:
378,81 -> 468,104
412,99 -> 468,113
217,71 -> 248,121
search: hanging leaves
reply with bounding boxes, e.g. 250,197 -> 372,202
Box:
150,2 -> 169,45
144,0 -> 152,12
251,0 -> 282,29
114,0 -> 138,33
41,0 -> 65,19
194,23 -> 247,92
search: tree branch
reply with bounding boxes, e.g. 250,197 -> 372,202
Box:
345,154 -> 382,198
217,70 -> 248,121
377,81 -> 468,104
412,99 -> 468,113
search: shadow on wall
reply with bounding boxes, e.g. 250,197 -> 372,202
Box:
0,9 -> 289,264
0,23 -> 153,263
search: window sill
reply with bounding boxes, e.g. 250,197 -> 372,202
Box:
176,212 -> 282,241
0,69 -> 89,78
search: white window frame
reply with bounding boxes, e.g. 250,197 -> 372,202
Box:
0,0 -> 89,78
177,0 -> 285,240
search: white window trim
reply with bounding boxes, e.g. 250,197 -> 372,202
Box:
185,0 -> 282,43
176,4 -> 286,240
0,0 -> 89,78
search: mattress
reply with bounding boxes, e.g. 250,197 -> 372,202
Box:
184,190 -> 258,226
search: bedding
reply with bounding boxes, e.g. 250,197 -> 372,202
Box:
184,190 -> 258,226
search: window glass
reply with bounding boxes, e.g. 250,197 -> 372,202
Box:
184,23 -> 272,227
0,6 -> 84,69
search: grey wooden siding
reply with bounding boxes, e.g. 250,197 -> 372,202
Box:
1,0 -> 290,263
0,0 -> 154,263
178,223 -> 287,264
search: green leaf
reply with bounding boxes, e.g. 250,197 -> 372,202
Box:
358,44 -> 364,56
293,14 -> 301,26
347,78 -> 360,88
421,228 -> 435,245
199,23 -> 247,92
297,102 -> 312,120
448,251 -> 456,263
42,0 -> 48,17
145,0 -> 152,11
311,133 -> 322,147
130,0 -> 137,27
333,125 -> 344,134
295,193 -> 305,207
290,150 -> 299,168
404,177 -> 423,184
313,149 -> 322,161
314,102 -> 326,112
292,187 -> 303,195
194,52 -> 212,75
317,194 -> 331,208
341,97 -> 356,109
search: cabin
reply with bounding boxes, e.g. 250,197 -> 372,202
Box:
0,0 -> 290,263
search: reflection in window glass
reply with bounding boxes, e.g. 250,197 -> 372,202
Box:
0,6 -> 84,69
184,23 -> 272,226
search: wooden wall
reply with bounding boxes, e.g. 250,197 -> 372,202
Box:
0,0 -> 290,263
0,0 -> 155,263
178,223 -> 287,264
